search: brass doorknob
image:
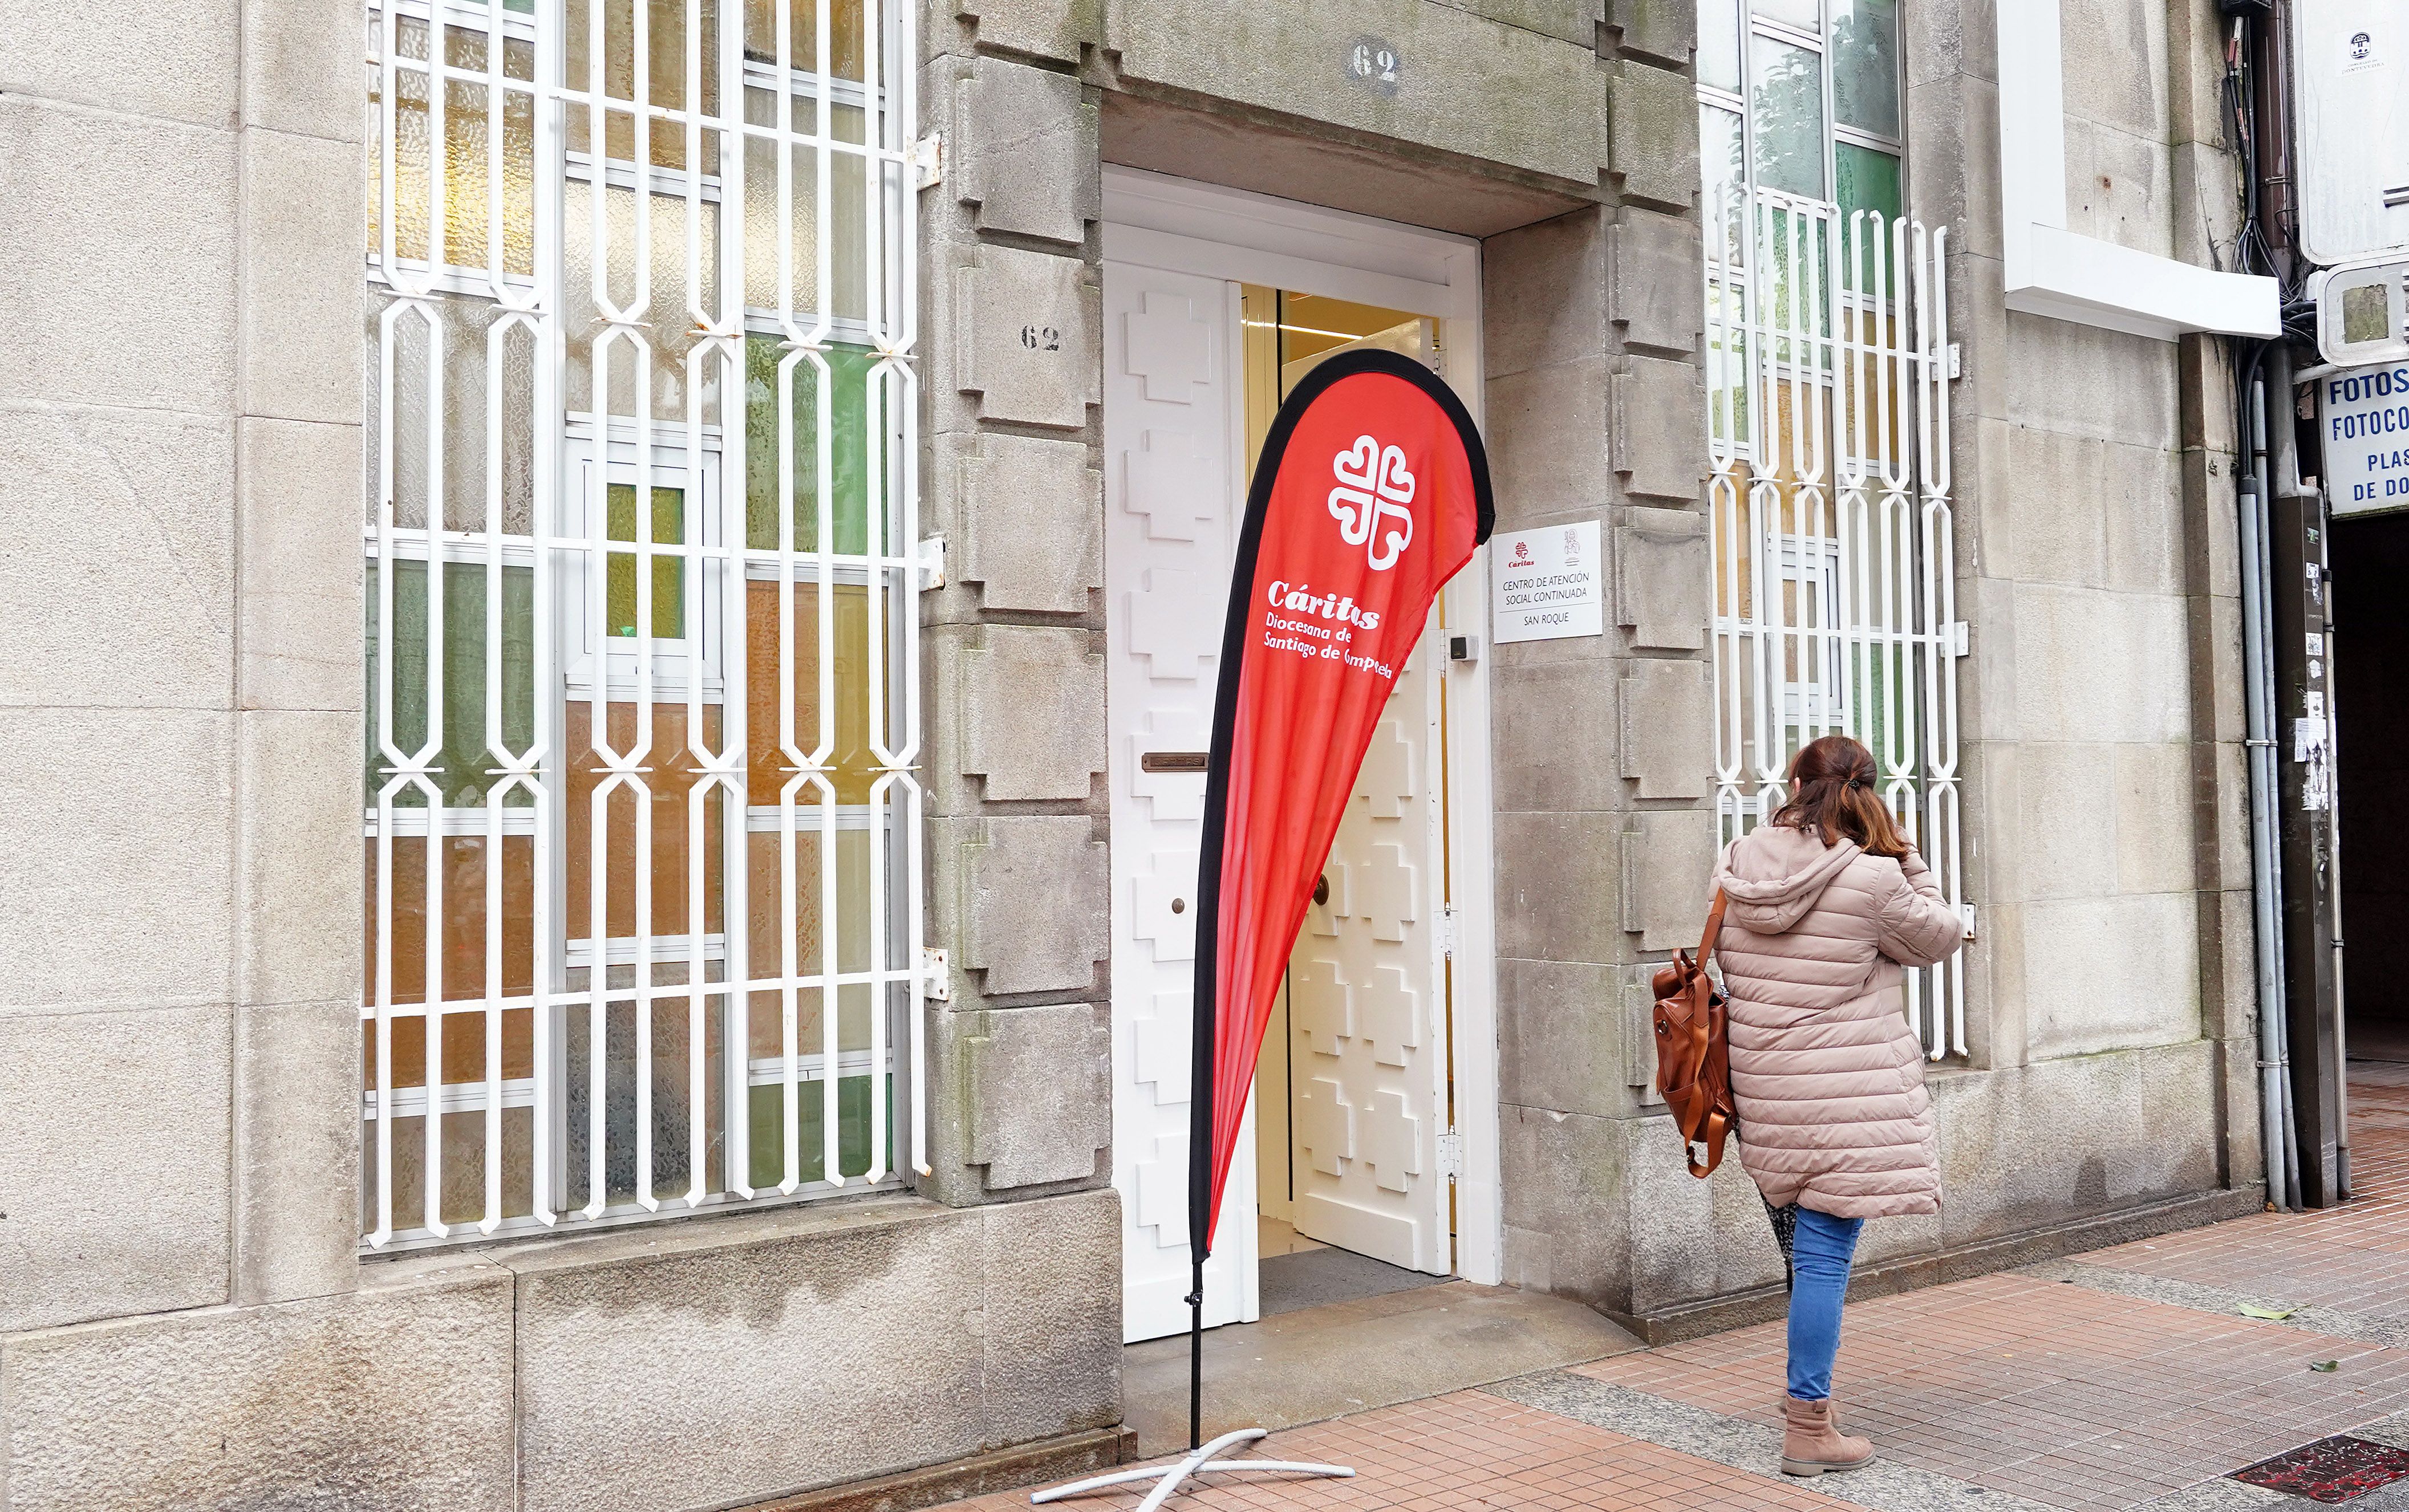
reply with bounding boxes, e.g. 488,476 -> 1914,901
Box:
1313,875 -> 1331,907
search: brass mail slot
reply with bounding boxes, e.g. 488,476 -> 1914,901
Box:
1141,750 -> 1211,774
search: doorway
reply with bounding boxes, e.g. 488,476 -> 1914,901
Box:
2335,511 -> 2409,1065
1101,169 -> 1499,1344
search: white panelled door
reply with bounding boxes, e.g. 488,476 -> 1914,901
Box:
1106,263 -> 1260,1343
1287,628 -> 1450,1273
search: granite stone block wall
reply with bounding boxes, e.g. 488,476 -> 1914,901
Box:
0,0 -> 363,1336
918,5 -> 1117,1208
1477,10 -> 1728,1316
0,0 -> 2277,1501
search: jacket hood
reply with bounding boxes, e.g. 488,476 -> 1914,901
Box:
1713,824 -> 1862,934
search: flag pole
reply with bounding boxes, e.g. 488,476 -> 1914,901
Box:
1032,348 -> 1500,1507
1180,497 -> 1239,1452
1187,1257 -> 1205,1450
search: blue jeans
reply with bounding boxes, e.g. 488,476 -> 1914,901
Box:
1786,1206 -> 1865,1401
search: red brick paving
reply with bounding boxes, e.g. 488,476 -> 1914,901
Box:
938,1065 -> 2409,1512
1571,1063 -> 2409,1511
944,1391 -> 1859,1512
1577,1270 -> 2409,1510
2078,1063 -> 2409,1323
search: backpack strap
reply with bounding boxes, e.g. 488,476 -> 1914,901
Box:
1698,888 -> 1728,962
1684,889 -> 1731,1178
1686,1108 -> 1729,1180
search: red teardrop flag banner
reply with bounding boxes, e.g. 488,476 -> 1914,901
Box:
1188,349 -> 1494,1261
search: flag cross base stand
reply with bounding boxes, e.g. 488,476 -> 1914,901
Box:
1029,1428 -> 1353,1512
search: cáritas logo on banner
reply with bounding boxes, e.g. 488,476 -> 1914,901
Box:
1187,349 -> 1494,1265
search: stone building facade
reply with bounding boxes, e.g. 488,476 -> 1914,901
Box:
0,0 -> 2269,1507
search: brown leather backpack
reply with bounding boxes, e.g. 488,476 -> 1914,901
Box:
1652,890 -> 1734,1178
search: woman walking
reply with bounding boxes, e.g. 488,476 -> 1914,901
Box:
1711,734 -> 1964,1477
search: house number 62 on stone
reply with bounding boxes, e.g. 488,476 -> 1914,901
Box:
1348,40 -> 1400,86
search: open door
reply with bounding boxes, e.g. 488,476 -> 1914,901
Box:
1105,262 -> 1260,1343
1286,628 -> 1451,1273
1106,241 -> 1473,1339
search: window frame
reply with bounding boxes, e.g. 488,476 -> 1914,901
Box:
360,0 -> 924,1253
1697,0 -> 1907,218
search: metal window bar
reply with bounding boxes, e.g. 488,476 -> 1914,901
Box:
1705,182 -> 1966,1060
363,0 -> 924,1251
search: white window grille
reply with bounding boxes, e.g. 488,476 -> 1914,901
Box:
1698,3 -> 1966,1060
362,0 -> 925,1249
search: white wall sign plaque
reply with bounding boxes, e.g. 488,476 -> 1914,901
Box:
1490,521 -> 1603,643
2322,363 -> 2409,517
2293,0 -> 2409,265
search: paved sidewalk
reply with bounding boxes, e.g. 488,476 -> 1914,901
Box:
2058,1063 -> 2409,1350
947,1389 -> 1864,1512
951,1064 -> 2409,1512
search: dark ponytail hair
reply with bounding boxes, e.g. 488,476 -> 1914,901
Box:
1771,735 -> 1912,860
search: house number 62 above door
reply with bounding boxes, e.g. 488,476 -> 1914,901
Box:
1348,39 -> 1400,91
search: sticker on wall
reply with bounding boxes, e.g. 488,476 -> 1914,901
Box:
1490,520 -> 1603,643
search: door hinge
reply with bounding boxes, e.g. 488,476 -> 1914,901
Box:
1946,342 -> 1964,381
920,946 -> 951,1002
1436,1129 -> 1464,1181
1438,904 -> 1461,960
918,534 -> 947,590
1946,620 -> 1970,657
909,132 -> 944,190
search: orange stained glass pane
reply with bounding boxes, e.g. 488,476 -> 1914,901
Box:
364,831 -> 538,1006
744,579 -> 883,803
562,702 -> 729,945
1835,305 -> 1911,477
739,823 -> 874,1046
1710,463 -> 1756,621
365,1007 -> 537,1092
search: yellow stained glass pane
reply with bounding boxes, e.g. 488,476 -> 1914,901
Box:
366,21 -> 537,278
743,0 -> 869,80
606,483 -> 686,639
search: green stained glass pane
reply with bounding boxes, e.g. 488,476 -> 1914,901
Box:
745,335 -> 879,555
1836,143 -> 1903,228
1831,0 -> 1900,139
606,483 -> 685,640
366,559 -> 537,807
747,1074 -> 891,1188
1849,647 -> 1908,779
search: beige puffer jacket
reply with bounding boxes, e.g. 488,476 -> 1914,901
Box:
1710,824 -> 1964,1220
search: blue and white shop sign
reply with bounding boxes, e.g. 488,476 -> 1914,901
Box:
2323,364 -> 2409,517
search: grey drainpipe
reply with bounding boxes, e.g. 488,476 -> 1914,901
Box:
2242,373 -> 2300,1212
